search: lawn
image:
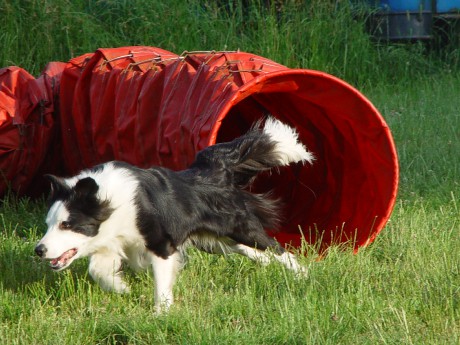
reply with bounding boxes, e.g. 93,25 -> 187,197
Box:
0,1 -> 459,344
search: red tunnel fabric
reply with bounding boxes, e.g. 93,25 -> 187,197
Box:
0,63 -> 66,196
0,46 -> 399,251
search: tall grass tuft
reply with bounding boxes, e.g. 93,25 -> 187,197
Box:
1,0 -> 458,84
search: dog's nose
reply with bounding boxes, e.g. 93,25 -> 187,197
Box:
35,244 -> 47,257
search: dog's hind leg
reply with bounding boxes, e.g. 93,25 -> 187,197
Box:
151,251 -> 182,313
228,231 -> 307,276
190,232 -> 307,276
89,252 -> 130,293
232,244 -> 305,274
272,250 -> 308,275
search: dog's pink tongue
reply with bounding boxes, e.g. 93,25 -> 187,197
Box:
52,248 -> 77,266
63,248 -> 77,259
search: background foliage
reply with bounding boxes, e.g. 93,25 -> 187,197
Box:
1,0 -> 458,85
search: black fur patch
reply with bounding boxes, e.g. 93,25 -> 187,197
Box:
45,174 -> 71,207
46,175 -> 113,237
119,129 -> 285,259
62,177 -> 114,237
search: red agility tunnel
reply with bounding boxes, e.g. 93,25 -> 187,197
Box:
54,46 -> 398,251
0,63 -> 66,196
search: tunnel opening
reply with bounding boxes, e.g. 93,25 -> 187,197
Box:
213,71 -> 398,251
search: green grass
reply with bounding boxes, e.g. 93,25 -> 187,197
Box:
1,0 -> 459,344
364,74 -> 460,201
1,0 -> 458,84
1,182 -> 459,344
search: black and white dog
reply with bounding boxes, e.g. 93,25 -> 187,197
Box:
35,117 -> 314,311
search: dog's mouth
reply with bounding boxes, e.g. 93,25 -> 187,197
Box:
49,248 -> 78,271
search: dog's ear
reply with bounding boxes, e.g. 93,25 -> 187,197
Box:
74,177 -> 99,199
44,174 -> 70,200
73,177 -> 113,222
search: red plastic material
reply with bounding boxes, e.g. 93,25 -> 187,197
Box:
0,47 -> 398,251
0,63 -> 66,196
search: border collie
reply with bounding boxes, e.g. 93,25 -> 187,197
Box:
35,117 -> 314,311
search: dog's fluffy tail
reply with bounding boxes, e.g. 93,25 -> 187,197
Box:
191,117 -> 314,188
260,117 -> 315,167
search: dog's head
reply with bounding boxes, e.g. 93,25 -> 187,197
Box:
35,175 -> 114,271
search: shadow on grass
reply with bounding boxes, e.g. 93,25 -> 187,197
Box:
0,241 -> 89,294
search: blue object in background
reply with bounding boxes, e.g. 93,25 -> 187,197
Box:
436,0 -> 460,12
378,0 -> 432,11
367,0 -> 460,13
365,0 -> 460,41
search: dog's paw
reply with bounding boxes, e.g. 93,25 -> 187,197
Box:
113,281 -> 131,293
294,264 -> 309,279
96,277 -> 131,293
154,300 -> 172,315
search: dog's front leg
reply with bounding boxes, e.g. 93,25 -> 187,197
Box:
151,251 -> 181,313
89,252 -> 130,293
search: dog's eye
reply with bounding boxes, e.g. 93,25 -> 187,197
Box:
73,226 -> 85,233
60,221 -> 72,230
